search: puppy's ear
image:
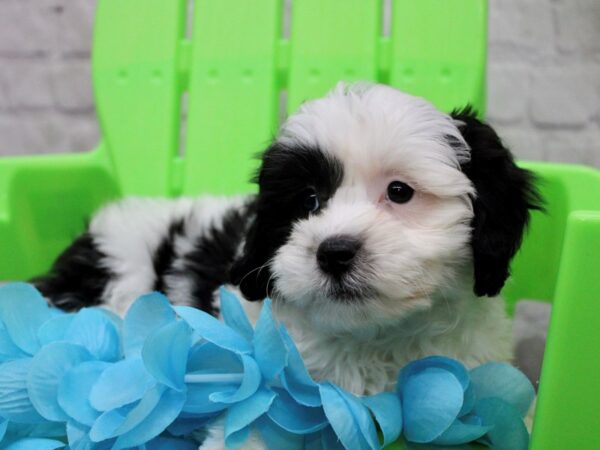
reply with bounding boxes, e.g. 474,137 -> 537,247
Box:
451,107 -> 543,297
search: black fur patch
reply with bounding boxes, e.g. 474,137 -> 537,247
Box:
451,106 -> 543,297
174,206 -> 250,313
33,233 -> 111,310
230,142 -> 344,301
153,219 -> 184,293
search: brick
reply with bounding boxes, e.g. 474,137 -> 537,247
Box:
486,64 -> 530,124
52,0 -> 96,55
542,129 -> 600,166
555,0 -> 600,54
0,60 -> 54,109
50,59 -> 95,113
488,0 -> 554,57
0,112 -> 70,155
530,68 -> 598,128
0,0 -> 53,56
492,126 -> 544,161
64,115 -> 100,152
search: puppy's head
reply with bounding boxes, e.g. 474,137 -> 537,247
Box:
231,84 -> 541,333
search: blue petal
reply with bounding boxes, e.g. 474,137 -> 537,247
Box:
0,283 -> 53,355
320,426 -> 345,450
146,436 -> 198,450
2,438 -> 65,450
187,341 -> 243,373
0,358 -> 45,423
57,360 -> 110,426
209,354 -> 261,404
89,406 -> 132,442
267,387 -> 328,434
470,362 -> 535,417
111,388 -> 187,450
64,309 -> 121,362
401,367 -> 464,443
0,321 -> 29,361
432,414 -> 491,445
66,420 -> 91,450
361,392 -> 403,447
183,383 -> 229,414
225,387 -> 276,449
123,292 -> 176,358
167,415 -> 214,436
399,356 -> 470,391
319,382 -> 376,450
142,320 -> 191,391
474,397 -> 530,450
279,327 -> 321,407
219,287 -> 254,342
1,416 -> 8,441
27,342 -> 92,421
256,415 -> 306,450
253,299 -> 287,381
37,314 -> 74,346
89,358 -> 155,411
175,306 -> 252,354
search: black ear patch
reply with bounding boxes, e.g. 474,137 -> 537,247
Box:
230,142 -> 344,301
451,107 -> 543,297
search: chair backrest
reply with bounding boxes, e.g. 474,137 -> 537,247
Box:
92,0 -> 487,197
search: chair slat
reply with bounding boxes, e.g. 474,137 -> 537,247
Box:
287,0 -> 381,114
182,0 -> 281,195
390,0 -> 487,114
93,0 -> 187,195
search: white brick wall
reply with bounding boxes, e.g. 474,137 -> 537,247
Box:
0,0 -> 599,168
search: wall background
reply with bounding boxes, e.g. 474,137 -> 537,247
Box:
0,0 -> 599,167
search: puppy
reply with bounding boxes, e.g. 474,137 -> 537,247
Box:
35,83 -> 541,447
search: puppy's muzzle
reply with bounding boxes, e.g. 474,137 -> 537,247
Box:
316,235 -> 362,277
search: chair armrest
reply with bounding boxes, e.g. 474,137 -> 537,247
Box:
531,211 -> 600,449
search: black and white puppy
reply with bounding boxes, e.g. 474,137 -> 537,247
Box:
36,83 -> 540,440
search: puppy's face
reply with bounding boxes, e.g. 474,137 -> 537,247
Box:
231,84 -> 540,333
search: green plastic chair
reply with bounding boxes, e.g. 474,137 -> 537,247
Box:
0,1 -> 599,448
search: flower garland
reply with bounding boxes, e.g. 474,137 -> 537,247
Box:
0,283 -> 534,449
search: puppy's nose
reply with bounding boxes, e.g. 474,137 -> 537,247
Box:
317,236 -> 361,276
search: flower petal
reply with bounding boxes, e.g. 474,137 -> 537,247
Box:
225,387 -> 276,449
0,321 -> 29,361
146,436 -> 198,450
279,327 -> 321,407
474,397 -> 530,450
2,438 -> 65,450
89,358 -> 155,411
470,362 -> 535,417
399,356 -> 470,391
123,292 -> 176,358
142,320 -> 191,391
112,388 -> 187,449
27,342 -> 92,421
89,406 -> 131,442
64,309 -> 121,362
319,382 -> 377,450
256,415 -> 306,450
0,283 -> 53,355
36,314 -> 74,347
175,306 -> 252,354
401,367 -> 464,443
267,387 -> 328,434
1,416 -> 8,441
183,382 -> 229,414
219,287 -> 254,342
57,360 -> 110,426
253,299 -> 287,381
361,392 -> 403,447
432,414 -> 491,445
209,354 -> 261,404
0,359 -> 45,423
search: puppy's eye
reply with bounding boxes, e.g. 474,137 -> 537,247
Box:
303,189 -> 320,212
387,181 -> 414,204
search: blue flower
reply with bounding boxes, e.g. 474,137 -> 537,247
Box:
398,356 -> 534,449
